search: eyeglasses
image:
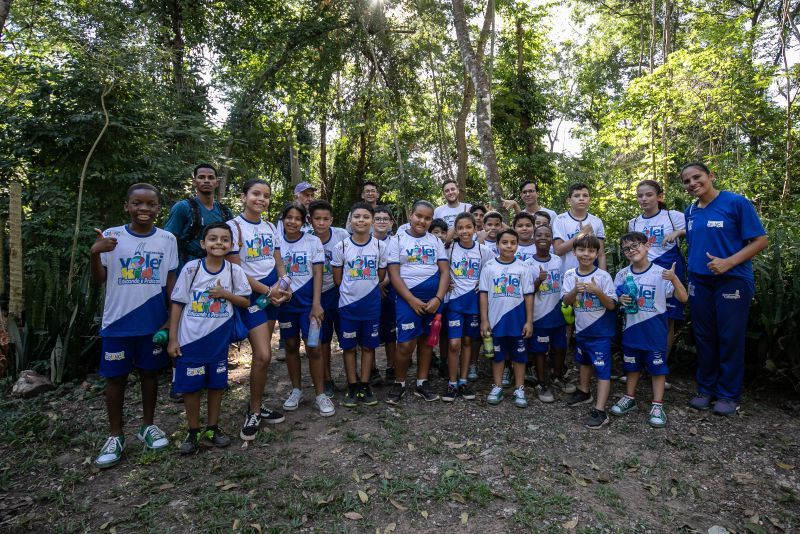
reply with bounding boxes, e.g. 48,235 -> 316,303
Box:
521,189 -> 536,195
621,243 -> 643,255
373,218 -> 391,223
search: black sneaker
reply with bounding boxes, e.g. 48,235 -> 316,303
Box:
586,409 -> 609,429
169,386 -> 183,403
565,388 -> 593,407
369,368 -> 383,387
385,382 -> 406,405
458,383 -> 476,400
414,380 -> 440,402
178,431 -> 199,455
240,412 -> 261,441
344,385 -> 359,408
258,406 -> 285,425
358,384 -> 378,406
384,368 -> 396,383
204,427 -> 232,448
442,383 -> 459,402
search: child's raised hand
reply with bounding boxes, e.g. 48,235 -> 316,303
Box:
207,279 -> 229,300
584,276 -> 601,295
579,222 -> 594,235
663,231 -> 680,245
538,266 -> 547,282
662,262 -> 678,281
90,228 -> 117,254
167,339 -> 181,359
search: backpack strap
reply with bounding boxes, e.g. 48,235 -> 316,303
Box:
186,197 -> 203,242
232,218 -> 244,248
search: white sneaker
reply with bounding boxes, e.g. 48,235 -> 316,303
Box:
315,394 -> 336,417
501,367 -> 512,388
513,386 -> 528,408
283,388 -> 302,411
487,385 -> 503,405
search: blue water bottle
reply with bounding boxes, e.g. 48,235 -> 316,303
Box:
624,274 -> 639,314
306,317 -> 321,348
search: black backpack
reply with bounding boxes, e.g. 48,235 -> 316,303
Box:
179,197 -> 234,261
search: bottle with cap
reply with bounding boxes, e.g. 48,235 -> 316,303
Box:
306,317 -> 321,348
427,313 -> 443,347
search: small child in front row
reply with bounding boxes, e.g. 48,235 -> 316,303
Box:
561,233 -> 617,429
168,222 -> 251,454
611,232 -> 688,428
90,183 -> 178,469
331,202 -> 388,407
480,229 -> 534,408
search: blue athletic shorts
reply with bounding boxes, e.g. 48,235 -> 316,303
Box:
339,316 -> 381,350
574,335 -> 612,380
395,297 -> 441,343
100,335 -> 168,378
527,325 -> 568,354
320,288 -> 341,343
665,296 -> 685,321
278,308 -> 311,340
492,336 -> 527,364
172,358 -> 228,393
622,346 -> 669,376
446,310 -> 479,340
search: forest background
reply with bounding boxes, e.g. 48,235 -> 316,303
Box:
0,0 -> 798,389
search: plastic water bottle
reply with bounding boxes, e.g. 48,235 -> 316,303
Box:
279,275 -> 291,292
624,274 -> 639,314
482,334 -> 494,357
560,303 -> 574,325
256,294 -> 269,309
152,328 -> 168,345
307,317 -> 321,348
427,313 -> 443,347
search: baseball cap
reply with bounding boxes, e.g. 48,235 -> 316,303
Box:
294,182 -> 317,195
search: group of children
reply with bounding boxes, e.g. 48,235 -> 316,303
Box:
91,177 -> 690,469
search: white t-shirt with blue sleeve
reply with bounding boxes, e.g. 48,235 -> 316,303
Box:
386,230 -> 447,298
529,254 -> 566,328
280,232 -> 325,312
227,215 -> 281,281
561,267 -> 616,338
330,236 -> 388,322
170,259 -> 251,361
614,264 -> 674,352
552,211 -> 606,274
515,242 -> 537,263
478,258 -> 534,337
99,225 -> 179,337
318,227 -> 351,294
447,242 -> 495,315
627,209 -> 685,268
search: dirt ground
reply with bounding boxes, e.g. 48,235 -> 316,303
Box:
1,335 -> 798,533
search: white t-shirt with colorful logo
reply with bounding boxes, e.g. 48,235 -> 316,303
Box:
171,259 -> 251,361
387,230 -> 447,297
330,236 -> 388,321
317,227 -> 351,294
528,254 -> 566,328
100,225 -> 179,336
515,242 -> 537,263
280,232 -> 325,312
478,258 -> 534,337
614,264 -> 674,352
447,242 -> 495,315
227,215 -> 281,281
627,209 -> 685,267
552,211 -> 606,274
561,267 -> 616,338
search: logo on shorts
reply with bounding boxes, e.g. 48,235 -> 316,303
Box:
371,326 -> 379,337
152,346 -> 163,356
707,220 -> 724,228
343,331 -> 357,339
279,321 -> 293,329
216,363 -> 226,374
537,336 -> 550,343
688,282 -> 695,297
623,355 -> 637,364
104,351 -> 125,361
470,317 -> 479,328
449,320 -> 461,327
722,290 -> 741,300
652,357 -> 664,365
186,366 -> 205,377
593,356 -> 606,366
516,340 -> 526,353
401,322 -> 415,331
248,305 -> 260,313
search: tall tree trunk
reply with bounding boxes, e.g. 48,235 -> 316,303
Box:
166,0 -> 185,101
0,0 -> 12,42
427,48 -> 455,182
661,0 -> 672,189
780,0 -> 794,205
516,18 -> 536,181
287,126 -> 301,185
454,0 -> 495,199
649,0 -> 657,181
319,113 -> 331,200
353,96 -> 371,204
452,0 -> 503,210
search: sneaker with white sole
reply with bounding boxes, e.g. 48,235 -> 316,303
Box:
535,384 -> 555,403
649,403 -> 667,428
258,406 -> 285,424
240,412 -> 261,441
95,436 -> 125,469
501,367 -> 512,388
513,386 -> 528,408
283,388 -> 302,411
586,408 -> 609,429
467,364 -> 478,381
610,395 -> 637,416
315,394 -> 336,417
487,385 -> 503,405
137,424 -> 169,451
552,376 -> 577,394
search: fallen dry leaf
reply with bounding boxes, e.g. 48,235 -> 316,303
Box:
385,522 -> 396,533
407,443 -> 416,452
389,499 -> 407,511
450,492 -> 467,504
221,483 -> 238,491
358,490 -> 369,504
775,462 -> 795,471
158,483 -> 174,491
461,512 -> 468,525
421,510 -> 429,519
563,518 -> 578,529
249,524 -> 262,534
344,512 -> 363,520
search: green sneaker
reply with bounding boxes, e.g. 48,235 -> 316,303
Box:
610,395 -> 637,416
649,403 -> 667,428
487,385 -> 504,405
137,424 -> 170,451
95,436 -> 125,469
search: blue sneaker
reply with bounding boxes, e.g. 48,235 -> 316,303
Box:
712,399 -> 739,416
689,394 -> 712,411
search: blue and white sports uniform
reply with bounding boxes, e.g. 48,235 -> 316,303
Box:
98,225 -> 178,377
552,212 -> 606,274
479,258 -> 534,363
387,230 -> 447,343
614,264 -> 674,376
446,242 -> 494,339
524,206 -> 558,226
528,254 -> 567,354
628,209 -> 686,320
434,202 -> 472,229
227,215 -> 281,326
561,267 -> 616,379
685,191 -> 766,402
331,237 -> 388,350
316,227 -> 350,343
515,243 -> 537,262
483,239 -> 500,256
170,259 -> 251,393
278,232 -> 325,339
